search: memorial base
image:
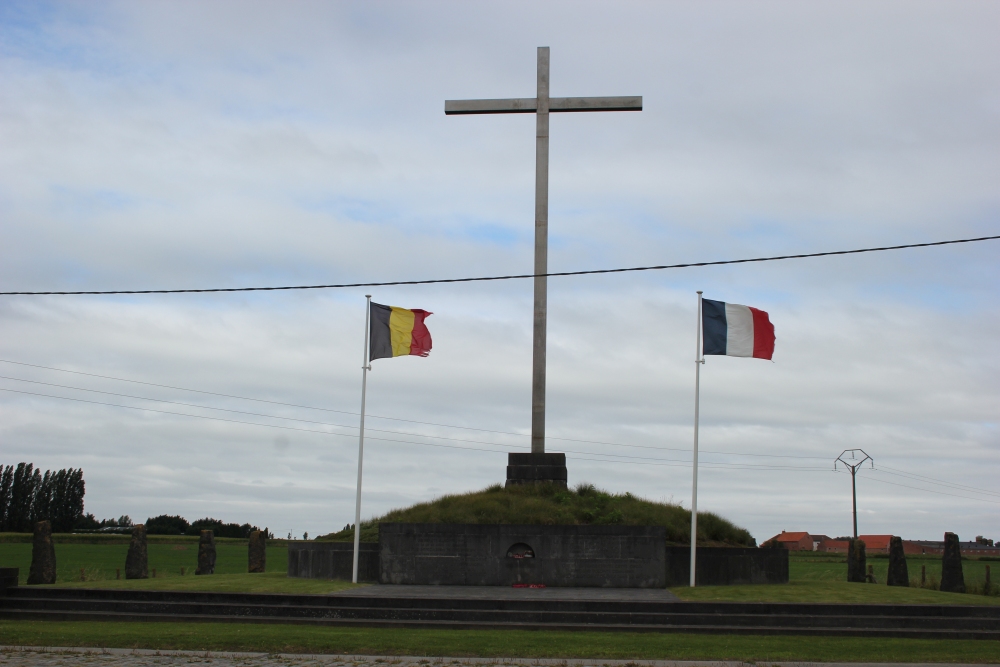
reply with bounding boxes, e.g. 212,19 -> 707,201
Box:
506,452 -> 567,488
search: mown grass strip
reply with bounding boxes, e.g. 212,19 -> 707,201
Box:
1,621 -> 998,662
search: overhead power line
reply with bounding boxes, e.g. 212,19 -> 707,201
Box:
0,385 -> 830,472
1,234 -> 996,295
847,469 -> 1000,506
0,359 -> 830,460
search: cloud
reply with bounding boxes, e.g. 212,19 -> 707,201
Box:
0,0 -> 997,542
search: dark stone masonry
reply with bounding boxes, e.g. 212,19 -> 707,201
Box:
505,453 -> 567,488
196,530 -> 216,575
380,523 -> 666,587
288,541 -> 380,582
665,546 -> 787,586
940,531 -> 966,593
886,535 -> 909,587
248,530 -> 266,573
124,524 -> 148,580
847,538 -> 867,583
27,521 -> 57,585
288,523 -> 788,587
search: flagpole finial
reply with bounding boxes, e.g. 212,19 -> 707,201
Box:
697,290 -> 703,295
365,294 -> 371,298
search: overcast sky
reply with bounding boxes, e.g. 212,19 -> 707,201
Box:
1,1 -> 997,543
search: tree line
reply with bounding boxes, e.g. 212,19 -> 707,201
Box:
0,463 -> 85,533
143,514 -> 267,539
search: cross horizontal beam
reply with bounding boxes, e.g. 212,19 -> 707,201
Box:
445,96 -> 642,115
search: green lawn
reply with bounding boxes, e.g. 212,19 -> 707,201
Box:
3,540 -> 1000,660
0,538 -> 288,584
0,621 -> 997,662
668,552 -> 1000,605
1,538 -> 998,605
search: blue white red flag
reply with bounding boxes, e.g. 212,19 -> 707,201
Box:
702,298 -> 775,360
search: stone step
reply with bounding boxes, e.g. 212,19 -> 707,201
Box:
7,587 -> 1000,618
4,598 -> 997,631
2,607 -> 999,640
2,588 -> 999,639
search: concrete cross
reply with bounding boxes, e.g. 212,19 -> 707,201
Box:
446,47 -> 641,454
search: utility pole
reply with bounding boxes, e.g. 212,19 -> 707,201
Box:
834,449 -> 873,539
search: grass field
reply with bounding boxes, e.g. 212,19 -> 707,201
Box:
317,482 -> 754,546
0,621 -> 998,662
3,539 -> 1000,660
0,535 -> 289,584
1,537 -> 997,605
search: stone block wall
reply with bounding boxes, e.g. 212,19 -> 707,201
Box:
379,523 -> 667,587
287,541 -> 379,581
664,546 -> 788,586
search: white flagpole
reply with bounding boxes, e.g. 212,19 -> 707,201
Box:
690,290 -> 704,587
352,295 -> 372,584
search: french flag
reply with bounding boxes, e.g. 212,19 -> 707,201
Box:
702,298 -> 775,360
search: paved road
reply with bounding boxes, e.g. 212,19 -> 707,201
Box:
0,648 -> 992,667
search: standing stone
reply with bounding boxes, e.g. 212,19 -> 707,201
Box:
248,530 -> 266,573
847,538 -> 867,583
886,535 -> 909,587
195,530 -> 216,575
27,521 -> 57,585
940,532 -> 965,593
125,524 -> 148,580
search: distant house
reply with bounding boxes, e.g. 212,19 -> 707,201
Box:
818,539 -> 849,553
858,534 -> 893,554
904,539 -> 1000,557
766,531 -> 816,551
810,534 -> 831,550
812,535 -> 890,554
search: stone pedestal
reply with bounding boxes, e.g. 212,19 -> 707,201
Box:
196,530 -> 216,575
125,524 -> 148,579
27,521 -> 57,585
886,535 -> 909,587
847,538 -> 867,583
505,452 -> 567,487
940,531 -> 965,593
248,530 -> 266,573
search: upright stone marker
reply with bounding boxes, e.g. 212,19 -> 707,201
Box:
847,538 -> 867,583
940,531 -> 965,593
124,524 -> 148,579
27,520 -> 56,585
248,530 -> 266,573
196,530 -> 216,575
446,48 -> 641,484
886,535 -> 909,587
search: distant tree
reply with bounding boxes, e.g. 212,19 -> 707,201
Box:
0,465 -> 13,531
49,468 -> 85,532
187,517 -> 259,539
0,464 -> 87,533
75,512 -> 101,530
8,463 -> 38,532
145,514 -> 190,535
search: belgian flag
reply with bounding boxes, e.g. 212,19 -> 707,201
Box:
370,302 -> 433,361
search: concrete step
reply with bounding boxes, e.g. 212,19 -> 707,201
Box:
4,595 -> 998,631
2,607 -> 999,640
3,587 -> 998,639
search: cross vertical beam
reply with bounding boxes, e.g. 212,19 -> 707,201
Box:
532,47 -> 549,454
446,48 -> 641,460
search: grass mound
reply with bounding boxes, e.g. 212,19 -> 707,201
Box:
317,482 -> 754,546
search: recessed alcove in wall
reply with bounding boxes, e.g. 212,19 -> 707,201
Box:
506,543 -> 535,559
